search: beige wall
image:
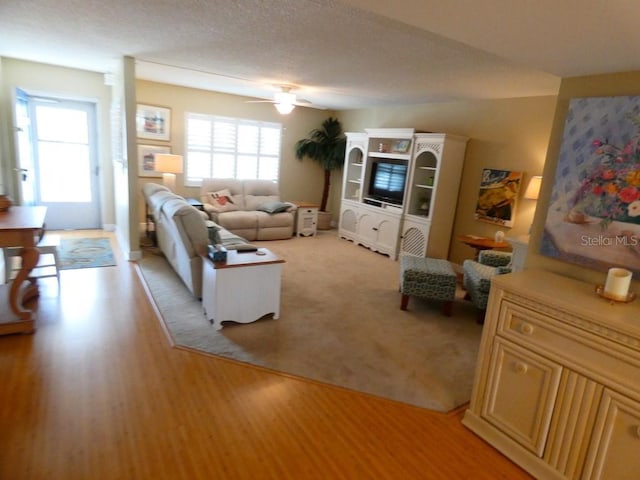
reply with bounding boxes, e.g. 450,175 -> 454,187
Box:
529,71 -> 640,292
338,96 -> 557,264
5,57 -> 640,289
0,59 -> 559,266
135,80 -> 333,225
0,58 -> 114,226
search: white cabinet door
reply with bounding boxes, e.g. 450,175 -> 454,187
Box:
400,217 -> 430,257
482,338 -> 562,456
356,211 -> 378,246
356,208 -> 400,259
583,389 -> 640,480
339,203 -> 359,242
374,214 -> 401,258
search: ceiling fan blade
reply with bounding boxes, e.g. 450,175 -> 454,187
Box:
244,88 -> 324,109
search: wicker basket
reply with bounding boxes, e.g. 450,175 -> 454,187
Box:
317,211 -> 333,230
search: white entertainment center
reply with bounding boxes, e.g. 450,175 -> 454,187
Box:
339,128 -> 468,260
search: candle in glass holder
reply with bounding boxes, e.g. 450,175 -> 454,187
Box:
604,267 -> 632,301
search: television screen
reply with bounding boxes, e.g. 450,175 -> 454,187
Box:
369,162 -> 407,205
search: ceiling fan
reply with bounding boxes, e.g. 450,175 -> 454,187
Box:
246,86 -> 312,114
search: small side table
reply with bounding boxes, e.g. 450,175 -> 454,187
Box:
457,234 -> 510,260
201,248 -> 285,330
291,201 -> 319,237
185,197 -> 205,211
145,202 -> 157,245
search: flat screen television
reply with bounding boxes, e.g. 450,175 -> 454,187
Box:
368,162 -> 407,205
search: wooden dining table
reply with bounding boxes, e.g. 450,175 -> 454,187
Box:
0,206 -> 47,335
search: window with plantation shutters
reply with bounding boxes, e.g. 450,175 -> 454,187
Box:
185,113 -> 281,186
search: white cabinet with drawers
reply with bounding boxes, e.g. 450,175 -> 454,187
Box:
295,204 -> 319,237
463,269 -> 640,480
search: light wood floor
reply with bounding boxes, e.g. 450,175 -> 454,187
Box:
0,230 -> 532,479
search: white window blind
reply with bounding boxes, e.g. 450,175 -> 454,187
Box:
185,113 -> 281,186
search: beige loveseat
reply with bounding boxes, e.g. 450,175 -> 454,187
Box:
200,179 -> 296,241
143,183 -> 250,298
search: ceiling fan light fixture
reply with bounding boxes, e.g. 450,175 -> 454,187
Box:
274,91 -> 296,104
273,90 -> 296,114
274,102 -> 295,114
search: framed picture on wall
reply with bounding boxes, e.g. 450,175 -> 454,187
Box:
474,168 -> 522,227
138,144 -> 170,177
136,104 -> 171,141
540,95 -> 640,274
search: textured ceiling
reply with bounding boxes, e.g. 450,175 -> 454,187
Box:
1,0 -> 639,110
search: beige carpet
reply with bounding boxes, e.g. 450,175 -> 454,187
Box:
137,231 -> 483,412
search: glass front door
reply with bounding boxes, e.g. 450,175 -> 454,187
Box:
17,94 -> 101,230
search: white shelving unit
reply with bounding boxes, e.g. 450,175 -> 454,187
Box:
400,133 -> 468,258
339,129 -> 413,260
339,128 -> 467,260
342,133 -> 366,202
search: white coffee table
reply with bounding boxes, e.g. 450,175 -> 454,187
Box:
202,248 -> 285,330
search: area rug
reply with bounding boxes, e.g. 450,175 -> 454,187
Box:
136,232 -> 483,412
58,237 -> 116,270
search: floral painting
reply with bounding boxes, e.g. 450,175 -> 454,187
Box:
541,96 -> 640,274
474,168 -> 522,227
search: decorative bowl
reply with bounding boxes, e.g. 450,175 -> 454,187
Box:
0,194 -> 12,212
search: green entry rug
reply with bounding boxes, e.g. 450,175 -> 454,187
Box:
58,237 -> 116,270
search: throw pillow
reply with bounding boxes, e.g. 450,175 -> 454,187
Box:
208,189 -> 239,213
256,200 -> 292,214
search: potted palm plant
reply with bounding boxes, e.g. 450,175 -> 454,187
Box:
295,117 -> 346,229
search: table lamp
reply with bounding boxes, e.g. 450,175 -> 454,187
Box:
524,175 -> 542,200
155,154 -> 183,192
524,175 -> 542,235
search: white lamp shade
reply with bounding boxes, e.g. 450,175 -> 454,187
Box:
155,154 -> 183,174
524,175 -> 542,200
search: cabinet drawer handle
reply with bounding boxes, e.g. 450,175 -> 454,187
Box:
514,362 -> 528,375
636,426 -> 640,439
520,323 -> 534,335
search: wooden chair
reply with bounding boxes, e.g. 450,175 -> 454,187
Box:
3,233 -> 61,286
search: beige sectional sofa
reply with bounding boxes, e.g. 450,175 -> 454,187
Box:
200,179 -> 296,241
143,183 -> 250,298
